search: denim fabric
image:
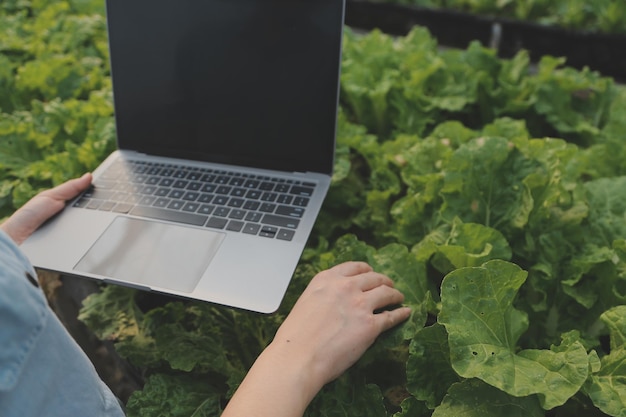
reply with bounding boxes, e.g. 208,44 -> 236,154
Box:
0,230 -> 125,417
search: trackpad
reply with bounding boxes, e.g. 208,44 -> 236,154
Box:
74,217 -> 225,293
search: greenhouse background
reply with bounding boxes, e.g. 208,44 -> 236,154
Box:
1,0 -> 626,416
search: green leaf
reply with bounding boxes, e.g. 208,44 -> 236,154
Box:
439,260 -> 589,409
431,218 -> 513,273
125,373 -> 222,417
392,396 -> 431,417
370,243 -> 430,334
305,374 -> 387,417
406,324 -> 460,409
585,306 -> 626,417
432,379 -> 544,417
584,177 -> 626,247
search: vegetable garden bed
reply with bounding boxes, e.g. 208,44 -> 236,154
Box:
345,0 -> 626,82
2,1 -> 626,416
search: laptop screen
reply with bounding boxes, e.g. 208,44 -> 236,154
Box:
105,0 -> 344,175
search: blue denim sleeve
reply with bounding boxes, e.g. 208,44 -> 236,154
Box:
0,231 -> 125,417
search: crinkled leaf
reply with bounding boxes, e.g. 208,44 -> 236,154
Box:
370,243 -> 430,342
407,324 -> 460,409
439,260 -> 589,409
431,218 -> 512,273
305,374 -> 387,417
432,379 -> 543,417
440,136 -> 537,230
125,373 -> 222,417
392,396 -> 431,417
584,177 -> 626,247
584,306 -> 626,417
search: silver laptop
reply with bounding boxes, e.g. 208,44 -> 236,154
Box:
21,0 -> 345,313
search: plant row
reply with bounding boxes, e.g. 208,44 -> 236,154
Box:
2,1 -> 626,416
367,0 -> 626,34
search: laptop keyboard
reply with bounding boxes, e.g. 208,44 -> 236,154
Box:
73,160 -> 317,241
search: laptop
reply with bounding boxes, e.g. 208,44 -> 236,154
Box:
21,0 -> 345,314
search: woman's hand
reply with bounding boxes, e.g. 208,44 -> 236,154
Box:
273,261 -> 411,386
1,173 -> 92,245
222,261 -> 411,417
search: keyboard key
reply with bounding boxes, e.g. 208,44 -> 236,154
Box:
167,200 -> 185,210
293,197 -> 310,207
112,203 -> 133,213
289,185 -> 314,197
242,223 -> 261,235
130,174 -> 148,183
275,205 -> 305,218
259,203 -> 276,213
99,201 -> 116,211
173,169 -> 189,179
73,198 -> 90,208
173,180 -> 189,189
130,206 -> 208,226
259,182 -> 275,191
154,198 -> 170,208
228,198 -> 244,208
169,189 -> 184,199
213,196 -> 229,206
226,220 -> 244,232
245,212 -> 262,222
187,182 -> 202,191
261,192 -> 277,202
206,216 -> 228,229
141,185 -> 157,194
274,184 -> 290,193
196,193 -> 212,203
201,174 -> 216,183
231,188 -> 246,197
214,207 -> 230,217
83,188 -> 115,200
244,179 -> 260,188
154,188 -> 170,197
187,172 -> 202,181
182,202 -> 200,212
229,177 -> 245,186
243,201 -> 260,211
229,209 -> 246,220
245,190 -> 262,199
277,229 -> 295,241
183,191 -> 199,201
139,196 -> 156,206
198,204 -> 215,215
216,185 -> 232,195
159,178 -> 174,187
86,199 -> 103,210
259,225 -> 278,238
261,214 -> 300,229
276,194 -> 293,204
92,180 -> 118,190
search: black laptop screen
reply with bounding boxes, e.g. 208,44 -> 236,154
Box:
105,0 -> 344,174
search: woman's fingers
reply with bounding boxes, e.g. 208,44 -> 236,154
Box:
39,173 -> 92,202
356,271 -> 395,291
374,307 -> 413,333
365,283 -> 405,311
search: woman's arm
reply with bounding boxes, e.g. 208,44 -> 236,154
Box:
221,261 -> 411,417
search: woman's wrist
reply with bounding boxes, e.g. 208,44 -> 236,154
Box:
222,338 -> 326,417
260,338 -> 327,406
